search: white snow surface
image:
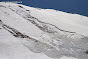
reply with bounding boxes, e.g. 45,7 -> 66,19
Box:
0,2 -> 88,59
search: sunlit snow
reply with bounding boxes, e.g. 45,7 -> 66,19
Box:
0,2 -> 88,59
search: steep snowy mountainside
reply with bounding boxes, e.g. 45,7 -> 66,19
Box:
22,5 -> 88,36
0,2 -> 88,59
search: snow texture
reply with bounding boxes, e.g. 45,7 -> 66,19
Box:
0,2 -> 88,59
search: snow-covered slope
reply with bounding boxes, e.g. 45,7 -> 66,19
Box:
0,2 -> 88,59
